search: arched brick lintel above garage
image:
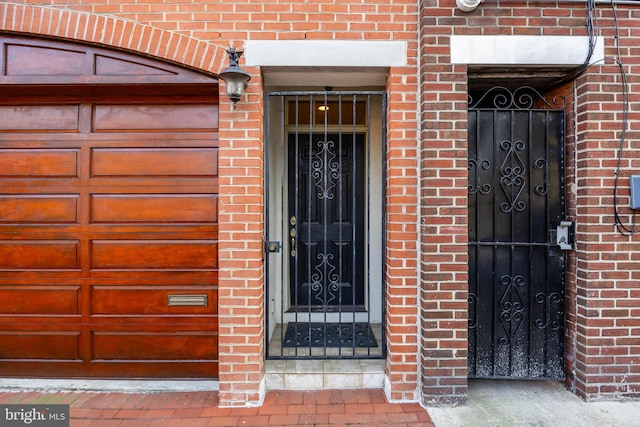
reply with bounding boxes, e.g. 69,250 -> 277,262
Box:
0,3 -> 228,79
0,34 -> 219,99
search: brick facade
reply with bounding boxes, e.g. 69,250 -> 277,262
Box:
418,0 -> 640,403
1,0 -> 639,406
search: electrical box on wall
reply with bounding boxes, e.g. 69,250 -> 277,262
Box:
631,176 -> 640,210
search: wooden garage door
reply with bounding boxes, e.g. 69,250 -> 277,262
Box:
0,36 -> 219,378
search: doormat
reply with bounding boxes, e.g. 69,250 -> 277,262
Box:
283,322 -> 378,348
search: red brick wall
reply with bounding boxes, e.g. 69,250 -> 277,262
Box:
560,80 -> 580,394
573,44 -> 640,399
217,77 -> 266,407
385,64 -> 421,402
0,0 -> 421,406
3,0 -> 640,406
418,5 -> 469,400
419,0 -> 640,402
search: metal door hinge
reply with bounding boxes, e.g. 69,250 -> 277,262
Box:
556,221 -> 575,250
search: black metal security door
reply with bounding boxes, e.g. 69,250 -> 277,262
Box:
288,133 -> 365,309
468,87 -> 566,379
265,92 -> 386,359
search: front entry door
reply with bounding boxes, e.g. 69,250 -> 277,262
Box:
467,87 -> 566,379
288,133 -> 365,310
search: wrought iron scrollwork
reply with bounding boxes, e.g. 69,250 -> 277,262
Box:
498,274 -> 526,345
468,159 -> 492,195
468,293 -> 478,329
534,292 -> 562,330
468,86 -> 566,110
312,139 -> 340,200
533,158 -> 549,196
310,253 -> 341,310
499,140 -> 526,213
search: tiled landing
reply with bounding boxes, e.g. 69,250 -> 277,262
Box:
265,359 -> 385,390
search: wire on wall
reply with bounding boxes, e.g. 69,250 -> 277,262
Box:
547,0 -> 598,89
610,0 -> 637,235
546,0 -> 636,235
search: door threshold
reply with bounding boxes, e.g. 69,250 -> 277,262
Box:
265,359 -> 384,390
0,378 -> 219,392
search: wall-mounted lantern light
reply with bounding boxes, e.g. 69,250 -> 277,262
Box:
218,47 -> 251,109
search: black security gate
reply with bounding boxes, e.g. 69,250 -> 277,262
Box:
265,92 -> 386,359
468,87 -> 567,379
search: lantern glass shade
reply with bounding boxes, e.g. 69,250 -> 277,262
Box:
218,47 -> 251,108
220,69 -> 251,104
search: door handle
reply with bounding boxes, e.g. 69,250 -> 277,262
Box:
289,215 -> 296,257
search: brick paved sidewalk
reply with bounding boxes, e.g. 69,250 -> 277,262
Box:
0,388 -> 434,427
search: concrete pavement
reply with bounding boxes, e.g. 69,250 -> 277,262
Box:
427,380 -> 640,427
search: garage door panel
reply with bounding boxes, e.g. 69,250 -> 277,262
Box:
91,147 -> 218,177
0,35 -> 219,378
90,194 -> 217,223
92,286 -> 217,315
0,149 -> 79,177
92,332 -> 217,360
6,43 -> 89,77
95,54 -> 176,76
90,240 -> 218,270
84,182 -> 219,195
0,134 -> 218,146
0,360 -> 218,378
0,312 -> 216,326
41,225 -> 219,238
87,273 -> 218,282
0,240 -> 79,270
93,104 -> 218,132
0,285 -> 80,315
0,195 -> 79,223
0,331 -> 81,360
86,316 -> 219,327
0,105 -> 81,132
